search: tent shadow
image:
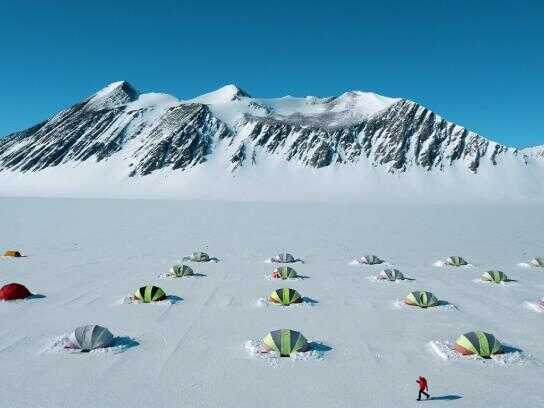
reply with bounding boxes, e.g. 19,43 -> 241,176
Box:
308,342 -> 332,353
166,295 -> 184,304
111,336 -> 140,351
403,277 -> 416,281
502,345 -> 523,354
29,294 -> 46,299
437,300 -> 455,307
302,297 -> 318,304
193,273 -> 207,278
296,275 -> 311,280
428,395 -> 462,401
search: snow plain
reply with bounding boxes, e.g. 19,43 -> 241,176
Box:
0,198 -> 543,407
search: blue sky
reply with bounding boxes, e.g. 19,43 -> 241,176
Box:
1,0 -> 542,147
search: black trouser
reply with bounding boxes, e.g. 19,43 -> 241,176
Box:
418,390 -> 430,400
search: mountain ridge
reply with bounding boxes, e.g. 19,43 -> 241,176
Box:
0,81 -> 543,202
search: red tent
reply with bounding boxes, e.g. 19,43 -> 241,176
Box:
0,283 -> 31,300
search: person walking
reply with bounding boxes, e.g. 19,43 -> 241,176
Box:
417,376 -> 430,401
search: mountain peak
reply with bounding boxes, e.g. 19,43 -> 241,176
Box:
193,84 -> 251,104
86,81 -> 139,111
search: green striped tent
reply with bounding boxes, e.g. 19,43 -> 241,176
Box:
262,329 -> 309,357
359,255 -> 384,265
272,266 -> 298,279
445,256 -> 468,266
530,257 -> 544,267
134,285 -> 167,303
404,291 -> 439,308
454,331 -> 502,358
378,269 -> 405,281
268,288 -> 303,305
481,270 -> 507,283
170,264 -> 194,277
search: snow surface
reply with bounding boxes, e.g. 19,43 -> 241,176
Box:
1,198 -> 544,407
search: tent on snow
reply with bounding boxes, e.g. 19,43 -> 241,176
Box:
183,251 -> 218,262
3,250 -> 22,257
481,270 -> 508,283
357,255 -> 384,265
377,269 -> 404,281
268,288 -> 302,305
272,266 -> 298,279
260,329 -> 309,357
404,291 -> 439,308
169,264 -> 194,277
530,257 -> 544,268
445,256 -> 468,266
0,283 -> 31,301
269,252 -> 303,264
454,331 -> 502,358
134,285 -> 167,303
65,325 -> 114,351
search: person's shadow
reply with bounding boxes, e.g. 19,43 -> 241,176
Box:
428,395 -> 462,401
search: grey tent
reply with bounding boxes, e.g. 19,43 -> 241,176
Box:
169,264 -> 194,277
377,269 -> 405,281
270,252 -> 303,264
358,255 -> 384,265
69,325 -> 114,351
183,251 -> 217,262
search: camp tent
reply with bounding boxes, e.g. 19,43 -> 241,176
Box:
169,264 -> 194,277
3,250 -> 22,257
261,329 -> 309,357
183,252 -> 211,262
272,266 -> 298,279
445,256 -> 468,266
268,288 -> 302,305
530,257 -> 544,268
377,269 -> 405,281
454,331 -> 502,358
270,252 -> 303,263
481,270 -> 508,283
404,291 -> 439,308
358,255 -> 384,265
134,285 -> 167,303
0,283 -> 31,301
66,325 -> 114,351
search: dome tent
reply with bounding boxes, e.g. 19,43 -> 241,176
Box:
169,264 -> 194,277
445,256 -> 468,266
404,291 -> 439,308
261,329 -> 309,357
481,270 -> 508,283
272,266 -> 298,279
270,252 -> 303,264
454,331 -> 502,358
134,285 -> 167,303
268,288 -> 302,305
358,255 -> 384,265
0,283 -> 31,301
530,257 -> 544,267
3,250 -> 22,257
66,325 -> 114,352
183,252 -> 210,262
378,269 -> 404,281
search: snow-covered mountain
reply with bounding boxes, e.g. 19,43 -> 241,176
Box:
0,81 -> 543,201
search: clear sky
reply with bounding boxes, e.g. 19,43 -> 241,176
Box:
1,0 -> 542,147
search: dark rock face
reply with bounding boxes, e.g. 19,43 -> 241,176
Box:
0,83 -> 527,178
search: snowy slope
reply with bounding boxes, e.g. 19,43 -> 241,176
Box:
1,198 -> 543,408
0,81 -> 543,201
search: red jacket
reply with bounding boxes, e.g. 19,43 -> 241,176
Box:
417,377 -> 428,391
